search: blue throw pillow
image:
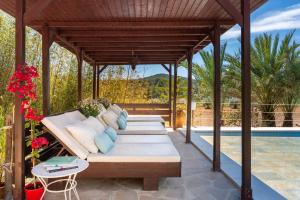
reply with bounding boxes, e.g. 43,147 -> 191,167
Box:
117,115 -> 127,130
94,133 -> 114,154
104,127 -> 117,141
120,111 -> 128,119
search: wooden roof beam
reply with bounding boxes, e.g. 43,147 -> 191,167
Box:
28,20 -> 236,28
84,47 -> 188,52
67,36 -> 201,42
215,0 -> 243,26
76,43 -> 195,48
88,52 -> 184,56
59,29 -> 210,37
95,61 -> 176,64
70,42 -> 196,47
55,34 -> 95,65
24,0 -> 56,23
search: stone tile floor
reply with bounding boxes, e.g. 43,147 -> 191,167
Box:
201,135 -> 300,200
45,132 -> 239,200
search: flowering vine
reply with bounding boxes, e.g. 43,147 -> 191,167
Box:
7,64 -> 48,188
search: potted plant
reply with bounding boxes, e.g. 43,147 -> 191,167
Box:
79,99 -> 105,117
176,104 -> 186,128
7,64 -> 48,200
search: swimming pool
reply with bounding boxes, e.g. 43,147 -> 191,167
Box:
191,129 -> 300,200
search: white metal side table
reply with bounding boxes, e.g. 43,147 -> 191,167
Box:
32,158 -> 89,200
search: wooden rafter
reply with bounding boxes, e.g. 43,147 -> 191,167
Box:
215,0 -> 243,26
28,20 -> 235,28
59,29 -> 210,37
67,36 -> 202,42
161,64 -> 170,73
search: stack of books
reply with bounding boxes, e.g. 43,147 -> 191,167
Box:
44,156 -> 78,173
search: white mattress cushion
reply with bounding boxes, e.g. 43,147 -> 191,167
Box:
65,123 -> 99,154
116,135 -> 172,144
127,122 -> 164,127
64,110 -> 87,121
102,110 -> 119,130
117,122 -> 166,135
82,116 -> 106,134
42,114 -> 89,159
87,143 -> 180,163
127,116 -> 164,123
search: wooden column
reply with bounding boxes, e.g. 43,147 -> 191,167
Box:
42,25 -> 52,116
241,0 -> 252,199
173,62 -> 178,130
93,63 -> 97,99
14,0 -> 25,199
96,65 -> 100,98
168,64 -> 172,127
212,24 -> 221,171
77,49 -> 83,102
186,50 -> 193,143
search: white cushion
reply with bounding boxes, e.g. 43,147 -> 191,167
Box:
116,135 -> 172,144
102,110 -> 119,130
64,110 -> 87,121
117,122 -> 166,135
96,114 -> 107,126
66,123 -> 98,153
109,104 -> 123,115
82,116 -> 106,134
42,115 -> 89,159
87,143 -> 180,163
127,115 -> 165,123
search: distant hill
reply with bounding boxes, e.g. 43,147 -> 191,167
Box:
141,73 -> 188,82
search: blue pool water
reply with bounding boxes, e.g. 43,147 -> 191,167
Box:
195,131 -> 300,137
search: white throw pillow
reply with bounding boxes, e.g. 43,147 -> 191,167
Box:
96,114 -> 107,126
66,123 -> 98,153
109,104 -> 123,115
82,116 -> 106,134
102,111 -> 119,130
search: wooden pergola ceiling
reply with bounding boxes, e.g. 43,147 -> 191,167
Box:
0,0 -> 265,65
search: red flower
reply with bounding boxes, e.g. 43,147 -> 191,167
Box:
31,137 -> 49,149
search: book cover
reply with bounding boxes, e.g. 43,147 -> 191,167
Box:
44,156 -> 78,167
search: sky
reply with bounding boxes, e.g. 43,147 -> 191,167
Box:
137,0 -> 300,78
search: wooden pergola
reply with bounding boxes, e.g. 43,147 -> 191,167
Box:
0,0 -> 266,199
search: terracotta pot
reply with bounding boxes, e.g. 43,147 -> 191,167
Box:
0,182 -> 5,199
176,110 -> 186,128
25,182 -> 44,200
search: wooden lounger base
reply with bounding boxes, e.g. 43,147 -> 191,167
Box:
77,162 -> 181,190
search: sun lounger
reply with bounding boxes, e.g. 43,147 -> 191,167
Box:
42,110 -> 181,190
127,115 -> 165,125
117,121 -> 167,135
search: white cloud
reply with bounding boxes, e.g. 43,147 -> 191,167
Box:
222,3 -> 300,40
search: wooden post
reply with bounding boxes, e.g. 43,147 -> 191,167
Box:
96,65 -> 100,98
213,24 -> 221,171
92,63 -> 96,99
5,115 -> 13,200
77,49 -> 83,102
42,25 -> 52,116
173,62 -> 178,130
241,0 -> 252,199
169,64 -> 172,127
14,0 -> 25,199
186,50 -> 193,143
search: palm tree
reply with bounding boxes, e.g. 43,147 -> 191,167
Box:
225,32 -> 298,127
278,34 -> 300,126
180,43 -> 227,104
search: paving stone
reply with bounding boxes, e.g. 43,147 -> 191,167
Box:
113,190 -> 138,200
